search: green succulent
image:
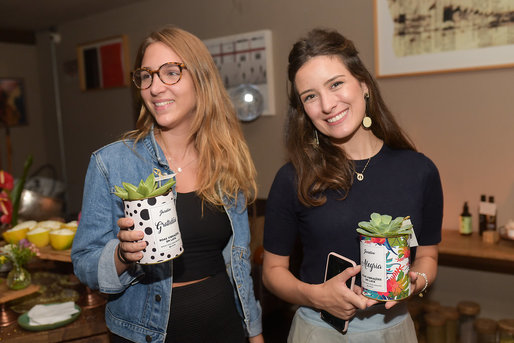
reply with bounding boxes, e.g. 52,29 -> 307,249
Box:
114,173 -> 175,200
357,213 -> 413,238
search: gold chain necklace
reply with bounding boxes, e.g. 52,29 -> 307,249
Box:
169,157 -> 196,173
355,157 -> 372,181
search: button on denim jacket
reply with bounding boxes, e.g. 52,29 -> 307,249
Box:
71,128 -> 262,342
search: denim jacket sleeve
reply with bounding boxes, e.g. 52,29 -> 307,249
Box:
71,152 -> 144,293
223,194 -> 263,337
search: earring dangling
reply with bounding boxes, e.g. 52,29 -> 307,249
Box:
362,93 -> 372,129
314,129 -> 319,146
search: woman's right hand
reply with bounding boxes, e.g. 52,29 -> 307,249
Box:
316,265 -> 368,320
115,217 -> 146,269
263,251 -> 369,322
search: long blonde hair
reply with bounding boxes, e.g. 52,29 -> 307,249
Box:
124,26 -> 257,207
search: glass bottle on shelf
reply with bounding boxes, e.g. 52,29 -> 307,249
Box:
479,194 -> 487,235
422,299 -> 441,314
457,301 -> 480,343
474,318 -> 497,343
439,306 -> 459,343
485,196 -> 497,231
420,299 -> 441,338
498,319 -> 514,343
460,202 -> 472,236
425,312 -> 446,343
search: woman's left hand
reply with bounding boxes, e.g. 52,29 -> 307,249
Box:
379,271 -> 423,309
249,333 -> 265,343
382,244 -> 439,310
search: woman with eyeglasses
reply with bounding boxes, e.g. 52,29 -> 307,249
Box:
71,26 -> 264,343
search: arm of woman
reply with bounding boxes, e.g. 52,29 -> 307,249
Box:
409,245 -> 438,294
381,157 -> 443,309
71,153 -> 144,293
248,334 -> 265,343
263,250 -> 367,320
71,154 -> 118,290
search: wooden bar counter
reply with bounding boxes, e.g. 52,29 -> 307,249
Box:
438,229 -> 514,274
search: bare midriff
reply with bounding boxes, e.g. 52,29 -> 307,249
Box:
172,276 -> 210,288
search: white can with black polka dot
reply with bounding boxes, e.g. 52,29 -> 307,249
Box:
123,191 -> 183,264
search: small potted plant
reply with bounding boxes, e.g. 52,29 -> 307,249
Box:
0,239 -> 39,290
114,172 -> 183,264
357,213 -> 413,301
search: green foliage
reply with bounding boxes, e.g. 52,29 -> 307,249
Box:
0,240 -> 37,267
11,154 -> 33,226
357,212 -> 413,237
114,173 -> 175,200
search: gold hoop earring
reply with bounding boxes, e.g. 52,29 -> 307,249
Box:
363,93 -> 372,129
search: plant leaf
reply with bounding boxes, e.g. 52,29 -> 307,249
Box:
358,222 -> 374,230
136,179 -> 150,197
147,179 -> 175,198
114,190 -> 129,200
380,215 -> 392,225
370,213 -> 381,225
122,182 -> 143,200
144,173 -> 156,192
357,228 -> 375,236
11,154 -> 33,226
391,216 -> 404,228
113,185 -> 129,200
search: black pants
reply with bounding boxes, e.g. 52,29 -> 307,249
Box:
110,271 -> 246,343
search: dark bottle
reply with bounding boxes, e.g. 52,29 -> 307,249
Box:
459,202 -> 472,235
485,196 -> 497,231
479,194 -> 487,236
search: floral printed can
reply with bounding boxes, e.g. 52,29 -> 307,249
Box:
360,234 -> 411,301
123,191 -> 183,264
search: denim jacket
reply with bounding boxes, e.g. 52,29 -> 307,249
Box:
71,128 -> 262,342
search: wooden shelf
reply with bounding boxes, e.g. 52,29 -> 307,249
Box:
36,246 -> 71,263
438,229 -> 514,274
0,282 -> 40,305
0,241 -> 71,263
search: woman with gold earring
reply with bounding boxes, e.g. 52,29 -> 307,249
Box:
263,28 -> 443,342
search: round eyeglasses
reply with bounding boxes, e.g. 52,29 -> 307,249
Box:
132,62 -> 187,89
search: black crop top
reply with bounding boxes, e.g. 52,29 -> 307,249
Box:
173,192 -> 232,282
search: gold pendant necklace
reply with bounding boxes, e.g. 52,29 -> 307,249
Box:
159,130 -> 196,173
355,157 -> 371,181
172,158 -> 196,173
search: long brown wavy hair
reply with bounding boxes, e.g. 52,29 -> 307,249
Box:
286,28 -> 415,207
124,26 -> 257,207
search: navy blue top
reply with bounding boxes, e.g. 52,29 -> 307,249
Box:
263,144 -> 443,286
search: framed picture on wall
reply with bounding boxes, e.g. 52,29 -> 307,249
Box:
203,30 -> 275,116
0,77 -> 27,126
77,35 -> 130,91
374,0 -> 514,77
